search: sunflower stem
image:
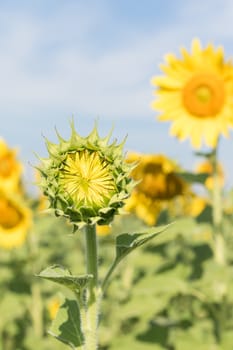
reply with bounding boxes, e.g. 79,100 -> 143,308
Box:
84,224 -> 99,350
101,260 -> 118,292
210,145 -> 225,265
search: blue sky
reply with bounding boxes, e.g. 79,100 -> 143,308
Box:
1,0 -> 233,187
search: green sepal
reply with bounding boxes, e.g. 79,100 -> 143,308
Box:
48,297 -> 84,349
36,264 -> 93,295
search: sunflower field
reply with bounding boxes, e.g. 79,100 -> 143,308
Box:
1,39 -> 233,350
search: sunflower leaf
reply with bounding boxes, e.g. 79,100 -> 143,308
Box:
194,151 -> 214,158
176,172 -> 208,184
36,264 -> 93,294
48,298 -> 84,349
102,224 -> 170,289
115,224 -> 170,264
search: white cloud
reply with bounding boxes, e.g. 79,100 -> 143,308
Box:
1,0 -> 233,121
1,1 -> 233,180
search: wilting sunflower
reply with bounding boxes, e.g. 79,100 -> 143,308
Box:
0,190 -> 32,249
151,39 -> 233,148
0,139 -> 22,192
37,122 -> 133,229
125,153 -> 189,225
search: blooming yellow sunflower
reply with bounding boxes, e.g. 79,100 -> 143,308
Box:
0,190 -> 32,249
125,152 -> 189,225
0,139 -> 23,192
151,39 -> 233,148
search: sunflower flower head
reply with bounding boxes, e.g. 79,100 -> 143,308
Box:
0,139 -> 23,192
0,189 -> 32,249
125,153 -> 188,225
37,122 -> 133,230
127,153 -> 186,199
151,38 -> 233,148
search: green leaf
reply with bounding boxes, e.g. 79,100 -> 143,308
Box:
194,150 -> 213,158
102,224 -> 170,289
36,264 -> 93,294
115,224 -> 170,264
176,172 -> 209,184
48,298 -> 84,349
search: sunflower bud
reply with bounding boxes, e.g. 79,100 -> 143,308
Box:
37,121 -> 133,229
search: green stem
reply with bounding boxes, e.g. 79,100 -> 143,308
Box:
74,292 -> 86,350
210,145 -> 225,265
211,146 -> 222,227
84,224 -> 99,350
101,261 -> 118,292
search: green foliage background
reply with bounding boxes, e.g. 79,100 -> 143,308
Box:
1,184 -> 233,349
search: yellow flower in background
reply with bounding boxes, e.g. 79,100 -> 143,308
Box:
0,139 -> 22,192
47,297 -> 61,320
96,224 -> 111,236
124,191 -> 163,226
125,153 -> 188,225
127,153 -> 186,199
0,190 -> 32,249
184,196 -> 207,217
196,160 -> 224,190
151,38 -> 233,148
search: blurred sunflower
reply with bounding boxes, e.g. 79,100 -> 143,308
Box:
125,153 -> 189,225
182,195 -> 207,218
124,190 -> 163,226
196,160 -> 224,190
47,297 -> 61,320
127,153 -> 186,199
96,224 -> 111,237
0,190 -> 32,249
0,139 -> 22,192
151,39 -> 233,148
